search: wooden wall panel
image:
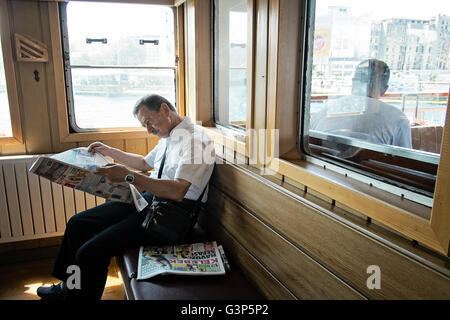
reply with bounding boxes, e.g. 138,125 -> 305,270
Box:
40,1 -> 77,154
211,162 -> 450,299
0,144 -> 27,157
102,140 -> 125,153
124,138 -> 148,156
201,213 -> 297,300
11,1 -> 52,154
206,186 -> 365,300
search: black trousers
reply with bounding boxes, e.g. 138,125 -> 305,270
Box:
51,192 -> 168,300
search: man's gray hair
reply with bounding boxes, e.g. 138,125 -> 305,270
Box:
133,94 -> 176,116
355,59 -> 390,89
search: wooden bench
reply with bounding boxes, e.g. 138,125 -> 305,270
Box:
116,224 -> 264,300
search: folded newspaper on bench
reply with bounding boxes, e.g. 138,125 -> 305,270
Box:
137,241 -> 230,280
29,147 -> 133,203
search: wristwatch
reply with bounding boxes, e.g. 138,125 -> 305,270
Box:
124,172 -> 135,184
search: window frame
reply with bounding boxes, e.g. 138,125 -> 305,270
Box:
202,0 -> 255,159
300,0 -> 446,201
49,0 -> 183,143
60,1 -> 178,133
268,0 -> 450,255
0,0 -> 23,145
212,0 -> 253,132
196,0 -> 450,255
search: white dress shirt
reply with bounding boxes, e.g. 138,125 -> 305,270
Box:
144,117 -> 215,202
310,95 -> 412,148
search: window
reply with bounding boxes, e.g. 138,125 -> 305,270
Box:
0,1 -> 21,144
303,0 -> 450,200
0,29 -> 11,138
213,0 -> 250,130
60,1 -> 176,131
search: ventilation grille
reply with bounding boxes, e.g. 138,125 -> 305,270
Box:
14,33 -> 48,63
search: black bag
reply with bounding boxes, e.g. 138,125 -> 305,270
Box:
141,199 -> 196,244
140,145 -> 207,244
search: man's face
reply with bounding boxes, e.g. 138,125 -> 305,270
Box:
137,104 -> 171,138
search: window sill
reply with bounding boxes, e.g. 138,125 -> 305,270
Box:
268,157 -> 445,253
203,126 -> 247,156
0,136 -> 23,145
59,128 -> 149,143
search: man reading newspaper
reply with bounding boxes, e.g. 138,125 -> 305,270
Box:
37,94 -> 215,300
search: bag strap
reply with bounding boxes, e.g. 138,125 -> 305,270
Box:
157,144 -> 168,179
157,143 -> 207,205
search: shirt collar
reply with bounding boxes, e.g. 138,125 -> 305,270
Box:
168,116 -> 192,138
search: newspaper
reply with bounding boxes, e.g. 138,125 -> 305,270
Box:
137,241 -> 228,280
29,147 -> 132,203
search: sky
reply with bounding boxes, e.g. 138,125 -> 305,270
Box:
67,2 -> 173,40
316,0 -> 450,20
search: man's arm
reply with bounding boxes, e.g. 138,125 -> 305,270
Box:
95,164 -> 190,201
134,173 -> 191,202
88,142 -> 152,172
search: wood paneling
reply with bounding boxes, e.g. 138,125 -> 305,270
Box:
11,1 -> 52,154
211,162 -> 450,299
124,138 -> 148,156
206,185 -> 365,300
431,104 -> 450,255
202,213 -> 296,300
273,0 -> 301,156
184,0 -> 212,124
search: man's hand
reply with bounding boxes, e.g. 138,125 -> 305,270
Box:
96,163 -> 131,183
88,142 -> 113,157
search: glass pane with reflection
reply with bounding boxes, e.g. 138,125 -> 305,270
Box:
71,68 -> 175,129
304,0 -> 450,195
214,0 -> 249,129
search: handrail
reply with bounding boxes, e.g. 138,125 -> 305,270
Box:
310,91 -> 449,100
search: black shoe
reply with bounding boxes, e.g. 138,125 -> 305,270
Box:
37,282 -> 66,300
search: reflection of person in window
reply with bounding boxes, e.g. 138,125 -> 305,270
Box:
310,59 -> 412,157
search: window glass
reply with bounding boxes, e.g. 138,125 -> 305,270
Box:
304,0 -> 450,195
0,28 -> 12,138
214,0 -> 249,129
62,1 -> 176,130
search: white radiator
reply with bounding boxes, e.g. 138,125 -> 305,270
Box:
0,155 -> 105,243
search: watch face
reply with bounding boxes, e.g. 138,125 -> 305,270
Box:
125,174 -> 134,183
